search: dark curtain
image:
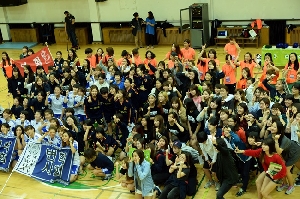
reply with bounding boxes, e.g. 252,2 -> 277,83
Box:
264,20 -> 286,45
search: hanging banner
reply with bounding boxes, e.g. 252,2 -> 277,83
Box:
14,47 -> 54,76
13,143 -> 73,185
0,135 -> 16,172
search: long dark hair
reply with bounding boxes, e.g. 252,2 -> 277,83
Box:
288,53 -> 299,71
181,151 -> 192,168
273,120 -> 285,144
133,149 -> 144,165
148,11 -> 154,19
95,48 -> 103,64
1,52 -> 11,66
259,137 -> 276,164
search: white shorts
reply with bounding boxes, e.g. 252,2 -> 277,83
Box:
136,189 -> 153,197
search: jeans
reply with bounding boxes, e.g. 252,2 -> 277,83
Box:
159,184 -> 180,199
216,181 -> 233,199
67,29 -> 78,47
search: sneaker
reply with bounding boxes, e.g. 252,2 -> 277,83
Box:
154,186 -> 161,197
296,174 -> 300,181
146,46 -> 150,49
295,179 -> 300,186
215,182 -> 220,191
103,174 -> 112,180
285,186 -> 295,195
236,188 -> 245,197
277,184 -> 289,192
204,181 -> 214,189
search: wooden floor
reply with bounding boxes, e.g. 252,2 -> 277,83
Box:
0,44 -> 299,199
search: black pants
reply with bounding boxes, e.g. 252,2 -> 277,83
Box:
238,159 -> 252,191
225,83 -> 236,95
153,173 -> 170,185
145,33 -> 155,46
159,184 -> 180,199
67,29 -> 78,47
216,181 -> 233,199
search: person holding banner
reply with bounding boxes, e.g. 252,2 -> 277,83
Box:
0,109 -> 16,132
61,131 -> 80,182
24,125 -> 41,145
37,126 -> 61,147
1,52 -> 14,79
0,123 -> 14,137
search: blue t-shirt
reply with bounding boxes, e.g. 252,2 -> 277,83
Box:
146,18 -> 155,35
90,153 -> 114,172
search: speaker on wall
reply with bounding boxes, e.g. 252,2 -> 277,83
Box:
0,0 -> 28,7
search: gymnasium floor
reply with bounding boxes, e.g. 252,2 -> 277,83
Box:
0,44 -> 299,199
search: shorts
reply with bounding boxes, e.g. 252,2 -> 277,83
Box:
203,157 -> 217,172
71,165 -> 79,175
12,149 -> 19,161
76,114 -> 86,122
136,189 -> 153,196
102,168 -> 112,174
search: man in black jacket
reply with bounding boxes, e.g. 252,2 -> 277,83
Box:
130,12 -> 144,48
64,11 -> 78,49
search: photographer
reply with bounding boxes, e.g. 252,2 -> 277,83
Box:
64,11 -> 78,49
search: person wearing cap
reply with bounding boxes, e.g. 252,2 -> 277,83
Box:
130,12 -> 145,48
64,11 -> 78,49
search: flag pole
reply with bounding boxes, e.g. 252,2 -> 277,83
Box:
45,42 -> 54,61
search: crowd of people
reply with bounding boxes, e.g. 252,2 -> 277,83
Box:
0,37 -> 300,199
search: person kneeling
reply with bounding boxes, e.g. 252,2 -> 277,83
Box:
84,148 -> 114,180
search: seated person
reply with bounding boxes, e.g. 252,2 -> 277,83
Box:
88,127 -> 118,157
84,148 -> 114,180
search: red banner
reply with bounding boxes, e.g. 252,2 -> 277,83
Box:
14,46 -> 54,77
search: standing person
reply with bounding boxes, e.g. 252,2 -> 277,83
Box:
64,11 -> 78,49
131,12 -> 144,48
224,37 -> 240,61
211,137 -> 239,199
1,52 -> 14,79
145,11 -> 156,49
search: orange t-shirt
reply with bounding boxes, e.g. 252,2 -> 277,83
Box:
284,63 -> 298,84
144,58 -> 157,75
181,47 -> 195,61
117,57 -> 132,66
224,43 -> 239,59
167,60 -> 175,69
0,59 -> 14,78
222,63 -> 236,84
134,55 -> 143,66
87,55 -> 97,68
259,62 -> 279,88
239,61 -> 256,77
237,78 -> 247,89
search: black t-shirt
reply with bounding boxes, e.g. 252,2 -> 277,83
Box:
90,153 -> 114,172
65,14 -> 75,31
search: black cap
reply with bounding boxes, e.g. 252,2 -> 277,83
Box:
64,11 -> 69,14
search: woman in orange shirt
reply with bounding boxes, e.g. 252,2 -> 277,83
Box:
235,52 -> 259,77
131,48 -> 143,66
1,52 -> 14,79
163,43 -> 183,61
198,45 -> 221,80
237,67 -> 251,90
222,54 -> 236,94
143,51 -> 157,76
259,53 -> 280,89
181,39 -> 195,62
95,48 -> 104,66
102,47 -> 114,66
284,53 -> 299,85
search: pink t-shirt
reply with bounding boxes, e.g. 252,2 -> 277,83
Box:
181,47 -> 195,60
224,43 -> 239,59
